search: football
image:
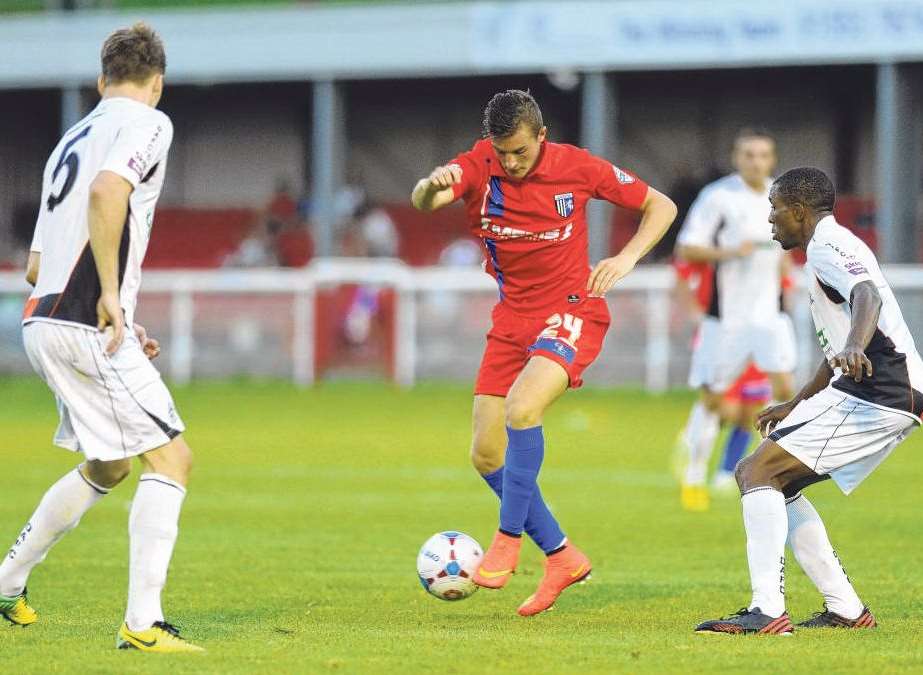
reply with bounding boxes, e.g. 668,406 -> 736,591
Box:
416,531 -> 483,601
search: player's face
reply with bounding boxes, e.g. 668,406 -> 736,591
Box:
490,124 -> 547,180
768,188 -> 802,250
733,137 -> 776,186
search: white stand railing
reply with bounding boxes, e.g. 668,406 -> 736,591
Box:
3,261 -> 923,389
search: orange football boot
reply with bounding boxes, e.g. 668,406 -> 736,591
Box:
517,543 -> 591,616
473,531 -> 522,589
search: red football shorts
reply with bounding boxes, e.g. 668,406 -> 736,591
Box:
474,297 -> 611,397
725,363 -> 772,404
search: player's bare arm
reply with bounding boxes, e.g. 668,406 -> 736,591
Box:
587,186 -> 677,297
88,170 -> 133,354
755,280 -> 882,437
411,163 -> 463,212
25,252 -> 40,287
830,280 -> 881,382
676,239 -> 755,264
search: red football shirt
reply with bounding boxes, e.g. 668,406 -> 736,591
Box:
673,259 -> 715,311
449,139 -> 649,315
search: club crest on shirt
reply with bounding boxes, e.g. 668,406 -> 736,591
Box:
612,165 -> 635,184
554,192 -> 574,218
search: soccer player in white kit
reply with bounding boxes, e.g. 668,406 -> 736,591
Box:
696,167 -> 921,634
675,129 -> 796,510
0,24 -> 202,652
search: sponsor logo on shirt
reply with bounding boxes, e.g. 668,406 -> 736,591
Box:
128,155 -> 146,180
844,260 -> 868,276
127,124 -> 163,181
554,192 -> 574,218
479,218 -> 574,242
612,165 -> 635,184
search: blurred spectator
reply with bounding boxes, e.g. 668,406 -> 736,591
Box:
265,178 -> 299,234
340,202 -> 399,345
223,220 -> 279,267
339,202 -> 398,258
334,167 -> 368,227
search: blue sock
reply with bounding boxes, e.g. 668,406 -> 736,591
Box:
499,426 -> 545,536
482,467 -> 565,554
720,425 -> 752,473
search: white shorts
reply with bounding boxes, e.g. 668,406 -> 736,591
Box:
769,386 -> 918,494
23,321 -> 185,462
688,314 -> 796,391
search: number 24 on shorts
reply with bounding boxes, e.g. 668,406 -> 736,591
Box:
540,313 -> 583,346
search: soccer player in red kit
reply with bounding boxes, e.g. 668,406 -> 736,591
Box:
411,90 -> 677,616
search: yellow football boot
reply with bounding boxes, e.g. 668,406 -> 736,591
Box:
0,589 -> 37,626
681,484 -> 710,512
116,621 -> 204,653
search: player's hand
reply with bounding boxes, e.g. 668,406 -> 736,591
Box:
426,164 -> 463,191
134,323 -> 161,360
586,253 -> 637,297
96,291 -> 125,355
830,344 -> 873,383
755,400 -> 796,438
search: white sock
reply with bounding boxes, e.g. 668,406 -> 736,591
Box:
742,487 -> 788,618
125,474 -> 186,631
683,402 -> 720,485
786,493 -> 864,620
0,468 -> 108,597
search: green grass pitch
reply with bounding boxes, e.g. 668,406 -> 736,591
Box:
1,377 -> 922,673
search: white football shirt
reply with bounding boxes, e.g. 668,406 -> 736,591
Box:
806,215 -> 923,421
676,173 -> 782,325
24,96 -> 173,330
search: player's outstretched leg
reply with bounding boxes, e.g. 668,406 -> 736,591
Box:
786,493 -> 876,629
475,357 -> 571,593
695,440 -> 813,635
473,396 -> 567,567
117,436 -> 203,653
0,462 -> 127,626
680,398 -> 719,511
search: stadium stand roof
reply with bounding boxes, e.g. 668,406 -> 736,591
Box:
3,0 -> 923,88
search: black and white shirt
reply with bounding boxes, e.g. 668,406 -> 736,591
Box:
807,215 -> 923,422
25,97 -> 173,330
676,173 -> 782,324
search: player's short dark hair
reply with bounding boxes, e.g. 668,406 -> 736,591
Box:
773,167 -> 836,212
482,89 -> 544,139
734,127 -> 776,147
101,22 -> 166,85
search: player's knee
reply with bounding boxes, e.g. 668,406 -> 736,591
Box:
734,454 -> 754,491
504,398 -> 541,430
143,437 -> 194,485
84,459 -> 131,489
702,391 -> 723,414
470,439 -> 503,474
735,453 -> 781,493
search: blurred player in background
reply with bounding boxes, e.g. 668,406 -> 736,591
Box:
411,90 -> 677,616
674,129 -> 796,511
672,259 -> 775,510
697,168 -> 921,635
0,24 -> 202,652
